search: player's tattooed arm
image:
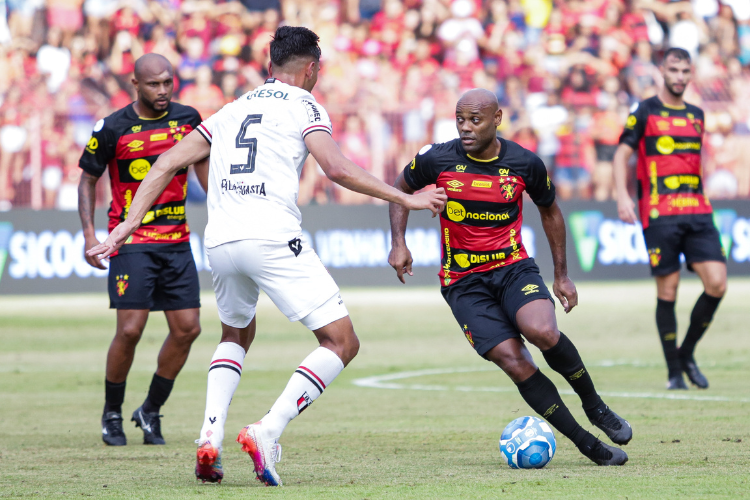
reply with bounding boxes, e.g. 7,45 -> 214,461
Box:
77,171 -> 106,270
613,144 -> 637,224
388,171 -> 416,284
537,200 -> 578,313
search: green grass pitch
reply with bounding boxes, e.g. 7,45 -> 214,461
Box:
1,279 -> 749,499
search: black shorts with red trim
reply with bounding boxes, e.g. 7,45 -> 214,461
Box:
108,250 -> 201,311
642,216 -> 725,277
441,258 -> 553,358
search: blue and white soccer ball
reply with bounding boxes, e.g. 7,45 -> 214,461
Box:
499,416 -> 556,469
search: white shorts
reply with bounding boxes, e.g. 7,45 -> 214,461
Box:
207,238 -> 348,330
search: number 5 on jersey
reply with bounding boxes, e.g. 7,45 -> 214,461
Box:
231,114 -> 263,174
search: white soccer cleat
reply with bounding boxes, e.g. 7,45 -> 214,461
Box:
236,422 -> 282,486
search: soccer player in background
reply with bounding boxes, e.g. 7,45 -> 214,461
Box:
78,54 -> 206,446
87,27 -> 447,486
389,89 -> 631,466
613,48 -> 726,390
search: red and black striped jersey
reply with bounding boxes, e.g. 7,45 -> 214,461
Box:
404,138 -> 555,287
619,95 -> 712,229
79,102 -> 202,253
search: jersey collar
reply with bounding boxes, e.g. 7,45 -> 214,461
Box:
460,136 -> 507,164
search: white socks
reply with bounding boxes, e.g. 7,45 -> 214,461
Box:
260,347 -> 345,440
199,342 -> 246,450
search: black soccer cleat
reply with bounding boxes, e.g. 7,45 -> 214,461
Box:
586,403 -> 632,445
131,406 -> 165,445
680,359 -> 708,389
579,439 -> 628,466
667,374 -> 688,390
102,411 -> 127,446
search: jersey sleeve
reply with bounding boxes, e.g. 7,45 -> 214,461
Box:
295,97 -> 333,139
78,118 -> 116,178
403,144 -> 442,190
618,101 -> 647,149
524,153 -> 556,207
196,105 -> 224,145
186,105 -> 203,131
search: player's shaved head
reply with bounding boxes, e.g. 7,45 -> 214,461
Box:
457,88 -> 499,114
134,53 -> 173,80
455,88 -> 503,156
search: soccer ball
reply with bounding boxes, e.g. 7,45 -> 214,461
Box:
499,416 -> 556,469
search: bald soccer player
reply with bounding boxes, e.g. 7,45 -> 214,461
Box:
78,54 -> 207,446
389,89 -> 632,466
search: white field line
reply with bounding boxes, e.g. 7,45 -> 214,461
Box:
352,366 -> 750,403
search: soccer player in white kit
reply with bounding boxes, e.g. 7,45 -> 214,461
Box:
88,26 -> 447,487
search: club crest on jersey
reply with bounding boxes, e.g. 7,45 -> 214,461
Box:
116,275 -> 129,296
501,183 -> 516,200
131,125 -> 142,133
297,392 -> 312,413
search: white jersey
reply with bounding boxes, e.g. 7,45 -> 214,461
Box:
197,78 -> 332,248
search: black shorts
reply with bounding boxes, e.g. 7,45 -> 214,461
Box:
642,218 -> 726,277
441,258 -> 554,358
108,250 -> 201,311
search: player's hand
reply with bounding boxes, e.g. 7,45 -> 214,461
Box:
553,275 -> 578,313
617,195 -> 637,224
86,223 -> 136,261
83,235 -> 107,270
388,243 -> 414,284
404,188 -> 447,217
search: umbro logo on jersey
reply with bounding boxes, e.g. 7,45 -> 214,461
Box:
127,140 -> 144,152
522,284 -> 539,295
288,238 -> 302,257
446,180 -> 463,192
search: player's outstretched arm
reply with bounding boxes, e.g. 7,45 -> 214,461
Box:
613,143 -> 637,224
537,200 -> 578,313
305,131 -> 447,215
87,131 -> 210,260
388,171 -> 416,284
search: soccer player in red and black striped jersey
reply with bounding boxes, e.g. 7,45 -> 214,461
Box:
614,48 -> 726,391
389,89 -> 631,466
78,54 -> 207,446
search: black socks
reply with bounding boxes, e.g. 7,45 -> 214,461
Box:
542,333 -> 601,411
515,369 -> 590,447
680,293 -> 722,362
104,379 -> 126,415
656,298 -> 680,377
142,374 -> 174,414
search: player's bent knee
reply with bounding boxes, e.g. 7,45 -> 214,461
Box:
116,326 -> 144,345
523,324 -> 559,350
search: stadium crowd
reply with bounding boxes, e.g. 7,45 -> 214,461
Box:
0,0 -> 749,210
